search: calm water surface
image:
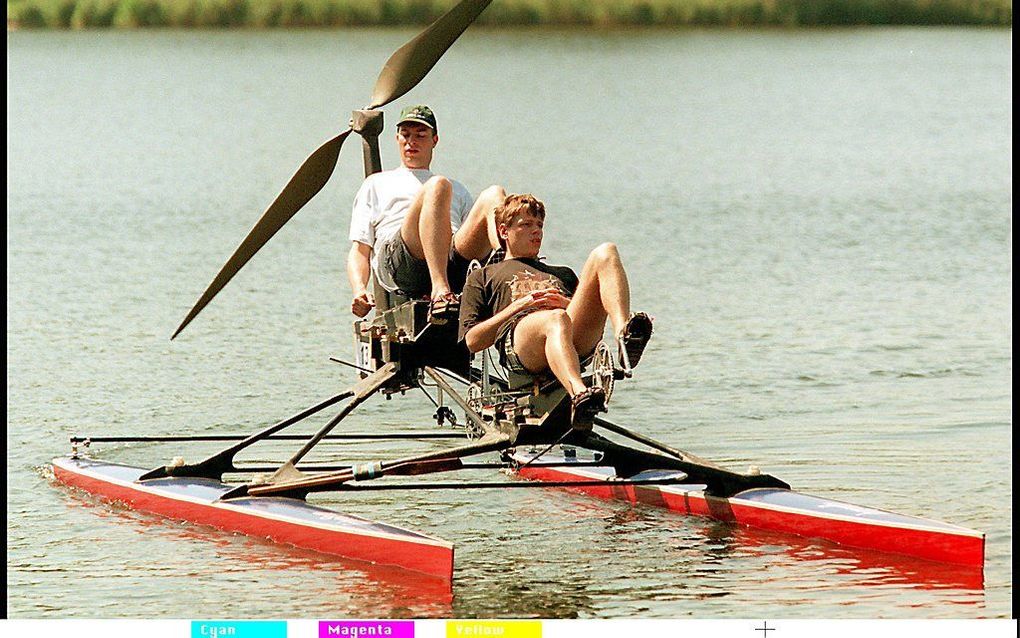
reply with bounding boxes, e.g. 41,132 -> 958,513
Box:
7,28 -> 1012,618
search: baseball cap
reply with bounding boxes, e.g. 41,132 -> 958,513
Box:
397,104 -> 437,132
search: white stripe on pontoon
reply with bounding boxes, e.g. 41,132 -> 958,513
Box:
521,462 -> 983,540
54,458 -> 453,550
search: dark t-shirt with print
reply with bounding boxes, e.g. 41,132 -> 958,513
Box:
458,257 -> 579,342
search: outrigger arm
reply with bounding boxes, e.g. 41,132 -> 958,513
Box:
238,365 -> 512,499
252,362 -> 402,485
139,363 -> 399,482
457,351 -> 788,497
569,431 -> 790,497
244,433 -> 513,499
593,416 -> 724,469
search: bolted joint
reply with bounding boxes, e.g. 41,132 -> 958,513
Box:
350,110 -> 385,136
351,110 -> 384,177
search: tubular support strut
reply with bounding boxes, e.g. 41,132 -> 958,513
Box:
139,364 -> 396,482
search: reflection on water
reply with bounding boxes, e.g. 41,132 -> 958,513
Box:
50,478 -> 454,617
571,488 -> 986,591
706,524 -> 985,592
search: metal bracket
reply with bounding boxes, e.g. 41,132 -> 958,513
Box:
351,109 -> 384,177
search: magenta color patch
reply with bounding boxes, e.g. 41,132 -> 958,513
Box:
319,621 -> 414,638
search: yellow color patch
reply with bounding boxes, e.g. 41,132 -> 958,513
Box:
446,620 -> 541,638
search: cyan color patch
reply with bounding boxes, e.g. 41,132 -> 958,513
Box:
191,620 -> 287,638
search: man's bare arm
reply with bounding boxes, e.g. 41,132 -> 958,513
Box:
347,242 -> 374,317
464,289 -> 567,353
465,304 -> 520,353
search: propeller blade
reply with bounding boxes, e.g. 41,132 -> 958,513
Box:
172,129 -> 352,339
368,0 -> 493,109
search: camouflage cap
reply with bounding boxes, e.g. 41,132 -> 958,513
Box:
397,104 -> 437,132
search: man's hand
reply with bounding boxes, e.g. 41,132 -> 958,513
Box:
351,292 -> 375,317
513,288 -> 570,313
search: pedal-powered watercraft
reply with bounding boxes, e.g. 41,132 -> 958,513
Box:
54,293 -> 985,579
51,0 -> 983,583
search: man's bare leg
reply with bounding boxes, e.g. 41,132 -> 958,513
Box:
511,310 -> 587,396
566,242 -> 632,355
400,176 -> 454,297
454,185 -> 506,260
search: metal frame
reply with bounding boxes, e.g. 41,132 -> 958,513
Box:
124,294 -> 789,502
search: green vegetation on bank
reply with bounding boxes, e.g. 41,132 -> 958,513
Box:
7,0 -> 1012,28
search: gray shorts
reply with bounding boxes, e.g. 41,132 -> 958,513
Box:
495,314 -> 533,376
379,233 -> 471,298
495,311 -> 599,379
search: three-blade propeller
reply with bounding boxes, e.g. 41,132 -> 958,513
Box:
172,0 -> 493,339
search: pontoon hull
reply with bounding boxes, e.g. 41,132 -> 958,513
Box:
52,456 -> 454,580
513,451 -> 984,568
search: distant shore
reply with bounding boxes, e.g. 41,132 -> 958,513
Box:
8,0 -> 1012,29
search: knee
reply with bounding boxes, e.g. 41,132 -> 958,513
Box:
590,242 -> 620,264
467,185 -> 507,222
424,175 -> 452,195
543,309 -> 572,334
480,184 -> 507,206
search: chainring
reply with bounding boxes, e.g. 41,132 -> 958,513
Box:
590,341 -> 615,405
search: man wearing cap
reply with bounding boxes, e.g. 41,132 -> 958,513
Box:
347,104 -> 505,323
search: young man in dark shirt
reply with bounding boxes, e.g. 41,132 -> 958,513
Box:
459,194 -> 653,428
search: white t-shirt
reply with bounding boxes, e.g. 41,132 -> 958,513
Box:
349,166 -> 473,291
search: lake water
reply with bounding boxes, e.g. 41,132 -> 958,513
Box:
6,27 -> 1012,619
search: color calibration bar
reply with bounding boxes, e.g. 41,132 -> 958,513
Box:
2,619 -> 1016,638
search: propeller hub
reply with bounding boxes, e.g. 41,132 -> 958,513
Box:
351,110 -> 385,136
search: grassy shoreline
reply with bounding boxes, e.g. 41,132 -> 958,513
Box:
8,0 -> 1013,28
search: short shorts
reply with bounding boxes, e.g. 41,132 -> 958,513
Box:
494,313 -> 534,376
379,233 -> 471,298
494,312 -> 600,380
